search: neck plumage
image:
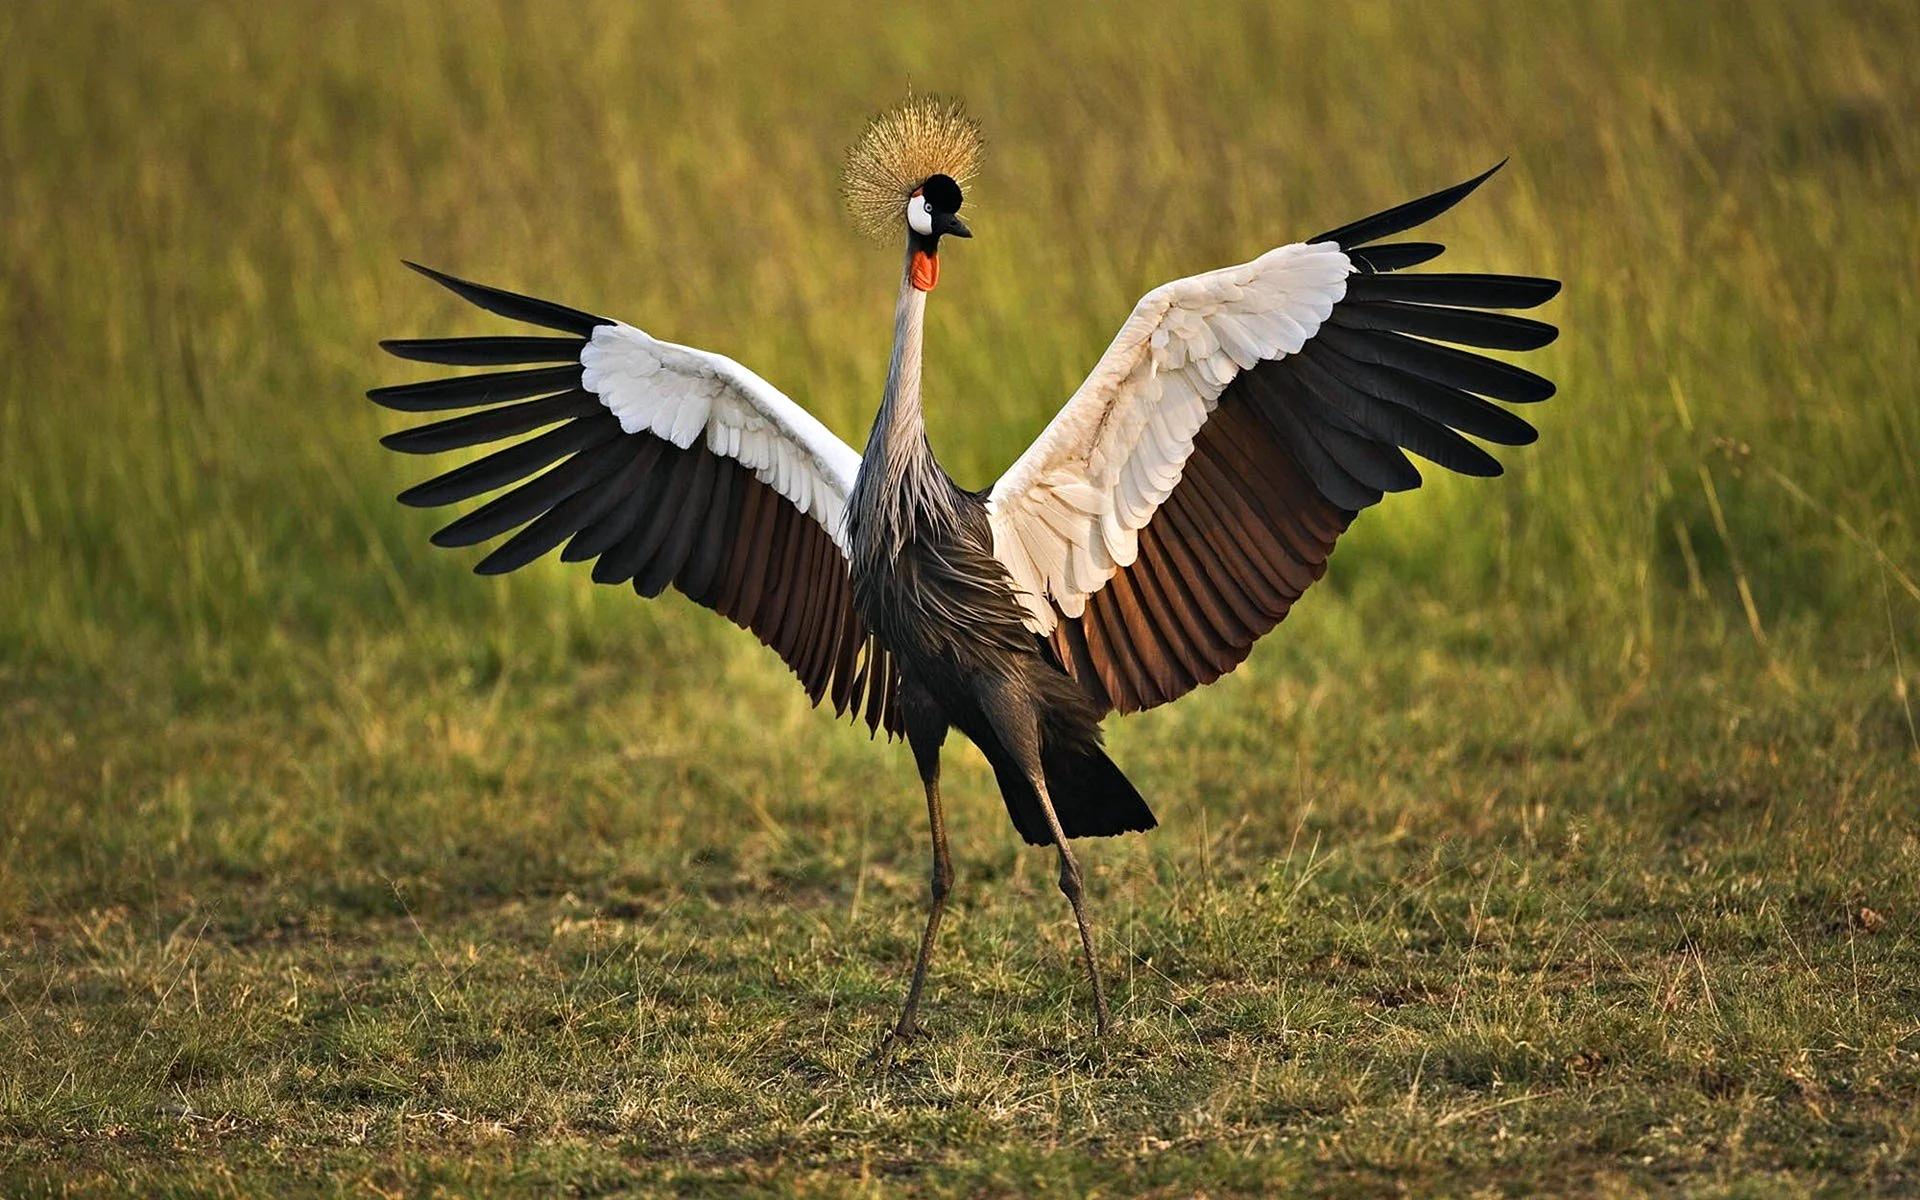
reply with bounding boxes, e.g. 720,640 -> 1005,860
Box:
850,245 -> 955,558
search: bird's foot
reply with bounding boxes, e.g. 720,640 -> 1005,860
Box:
865,1018 -> 932,1067
883,1015 -> 936,1054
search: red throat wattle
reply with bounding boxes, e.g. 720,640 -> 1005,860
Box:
910,249 -> 939,292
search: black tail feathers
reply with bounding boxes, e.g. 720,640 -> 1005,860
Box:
991,743 -> 1158,847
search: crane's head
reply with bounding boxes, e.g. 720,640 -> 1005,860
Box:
843,95 -> 981,291
903,173 -> 970,291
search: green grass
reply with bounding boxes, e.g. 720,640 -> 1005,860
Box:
3,0 -> 1919,1194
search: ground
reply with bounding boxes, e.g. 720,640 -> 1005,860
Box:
2,1 -> 1917,1195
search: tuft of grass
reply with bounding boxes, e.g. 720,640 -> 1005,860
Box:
3,0 -> 1918,1194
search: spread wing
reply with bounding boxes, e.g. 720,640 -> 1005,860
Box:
371,264 -> 898,734
986,164 -> 1560,714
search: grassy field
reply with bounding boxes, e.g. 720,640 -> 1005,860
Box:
4,0 -> 1919,1194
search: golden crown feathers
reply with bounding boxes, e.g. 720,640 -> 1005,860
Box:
842,95 -> 983,241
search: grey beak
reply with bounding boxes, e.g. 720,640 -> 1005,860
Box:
938,213 -> 972,239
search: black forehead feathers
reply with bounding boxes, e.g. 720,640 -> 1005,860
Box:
921,174 -> 964,214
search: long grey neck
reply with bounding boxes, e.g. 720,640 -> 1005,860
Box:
875,253 -> 929,468
850,246 -> 956,558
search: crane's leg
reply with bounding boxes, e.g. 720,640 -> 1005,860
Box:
1027,771 -> 1112,1036
978,679 -> 1113,1037
891,686 -> 951,1039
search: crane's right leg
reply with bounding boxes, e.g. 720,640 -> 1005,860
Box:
890,683 -> 951,1039
1027,772 -> 1112,1036
976,681 -> 1112,1037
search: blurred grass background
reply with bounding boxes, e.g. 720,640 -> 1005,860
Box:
2,0 -> 1918,1194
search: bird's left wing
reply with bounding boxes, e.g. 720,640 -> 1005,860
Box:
987,165 -> 1560,714
371,264 -> 897,734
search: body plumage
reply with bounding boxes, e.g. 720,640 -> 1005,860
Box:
845,249 -> 1154,858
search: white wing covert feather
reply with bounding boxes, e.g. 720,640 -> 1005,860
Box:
581,322 -> 863,554
987,242 -> 1354,633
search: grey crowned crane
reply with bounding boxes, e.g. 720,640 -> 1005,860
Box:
370,98 -> 1560,1038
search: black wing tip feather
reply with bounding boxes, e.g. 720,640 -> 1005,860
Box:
1310,159 -> 1508,250
1347,242 -> 1447,273
402,259 -> 491,296
365,364 -> 586,412
395,260 -> 611,337
379,335 -> 587,366
1344,272 -> 1562,312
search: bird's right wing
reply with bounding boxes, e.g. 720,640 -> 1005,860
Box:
371,264 -> 898,734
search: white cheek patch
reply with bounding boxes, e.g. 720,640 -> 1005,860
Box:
907,194 -> 934,236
